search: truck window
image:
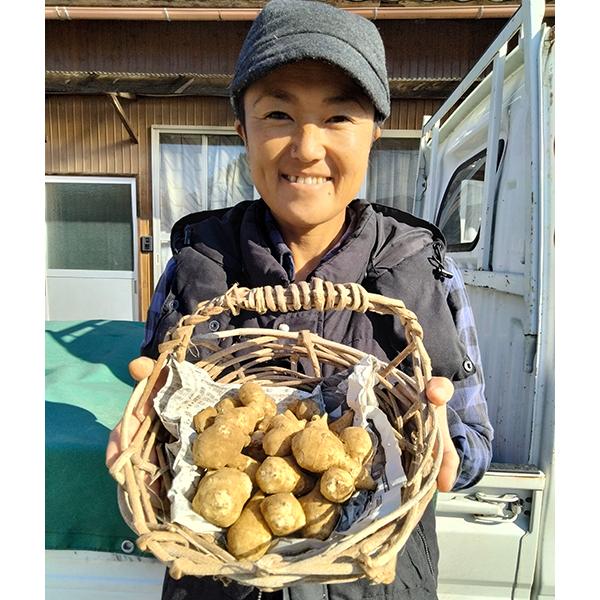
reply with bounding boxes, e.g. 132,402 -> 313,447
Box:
436,140 -> 504,251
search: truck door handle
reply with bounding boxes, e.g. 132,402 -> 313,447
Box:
437,492 -> 522,524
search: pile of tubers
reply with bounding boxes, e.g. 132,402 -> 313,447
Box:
190,381 -> 377,560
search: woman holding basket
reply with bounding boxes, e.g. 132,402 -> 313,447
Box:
107,1 -> 493,598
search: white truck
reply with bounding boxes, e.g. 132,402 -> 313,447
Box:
414,0 -> 554,597
45,0 -> 555,597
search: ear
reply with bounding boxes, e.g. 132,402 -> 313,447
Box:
372,125 -> 382,144
234,120 -> 247,146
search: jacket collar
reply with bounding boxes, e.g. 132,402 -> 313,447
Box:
239,199 -> 377,287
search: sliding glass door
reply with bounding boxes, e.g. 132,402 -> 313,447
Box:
45,176 -> 139,321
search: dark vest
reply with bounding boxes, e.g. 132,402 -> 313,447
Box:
151,199 -> 471,600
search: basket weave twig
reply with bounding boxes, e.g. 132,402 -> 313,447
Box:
109,278 -> 442,589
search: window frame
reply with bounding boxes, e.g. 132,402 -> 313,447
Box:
150,126 -> 422,283
45,175 -> 139,275
434,138 -> 505,254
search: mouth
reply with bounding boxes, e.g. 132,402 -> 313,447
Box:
281,173 -> 332,186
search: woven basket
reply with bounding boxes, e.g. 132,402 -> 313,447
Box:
109,278 -> 442,589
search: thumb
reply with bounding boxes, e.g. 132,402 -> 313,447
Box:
426,377 -> 459,492
425,376 -> 454,407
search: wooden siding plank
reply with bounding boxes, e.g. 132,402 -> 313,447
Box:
45,100 -> 54,173
90,96 -> 97,173
65,100 -> 74,172
109,96 -> 117,174
99,96 -> 108,174
73,97 -> 82,173
84,97 -> 92,173
55,100 -> 63,172
132,100 -> 140,174
118,99 -> 127,172
83,97 -> 92,173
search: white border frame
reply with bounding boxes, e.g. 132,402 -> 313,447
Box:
45,175 -> 139,320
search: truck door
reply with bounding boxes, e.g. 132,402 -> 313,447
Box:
413,1 -> 554,598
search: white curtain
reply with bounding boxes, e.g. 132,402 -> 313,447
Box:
366,138 -> 420,212
159,133 -> 253,233
158,133 -> 254,271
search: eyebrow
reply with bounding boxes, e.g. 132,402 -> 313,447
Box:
252,89 -> 293,108
252,88 -> 370,112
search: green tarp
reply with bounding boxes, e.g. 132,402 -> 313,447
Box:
45,320 -> 148,555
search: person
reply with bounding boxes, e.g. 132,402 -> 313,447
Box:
106,1 -> 493,598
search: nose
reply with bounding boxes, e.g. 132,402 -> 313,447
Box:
290,123 -> 326,162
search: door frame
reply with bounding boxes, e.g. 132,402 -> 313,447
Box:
45,175 -> 139,320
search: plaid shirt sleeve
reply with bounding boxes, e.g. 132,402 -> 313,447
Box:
443,255 -> 494,490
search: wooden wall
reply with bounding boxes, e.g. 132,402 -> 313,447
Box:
46,18 -> 506,81
46,16 -> 513,319
46,14 -> 512,318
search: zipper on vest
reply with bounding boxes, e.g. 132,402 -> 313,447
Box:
428,241 -> 453,281
183,224 -> 192,248
416,522 -> 435,577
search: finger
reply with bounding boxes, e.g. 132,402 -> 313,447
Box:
429,385 -> 453,444
431,397 -> 455,461
437,447 -> 460,492
128,356 -> 156,382
106,411 -> 142,468
134,364 -> 168,421
425,376 -> 454,407
426,378 -> 459,491
432,414 -> 460,492
105,420 -> 123,470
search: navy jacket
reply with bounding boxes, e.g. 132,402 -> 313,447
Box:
146,199 -> 479,600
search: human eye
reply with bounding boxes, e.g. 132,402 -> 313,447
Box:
265,111 -> 291,120
327,114 -> 353,124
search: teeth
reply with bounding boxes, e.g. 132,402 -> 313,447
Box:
285,175 -> 329,185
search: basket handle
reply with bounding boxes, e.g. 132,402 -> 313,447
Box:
157,278 -> 431,384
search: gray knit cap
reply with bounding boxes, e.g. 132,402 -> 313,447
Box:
230,0 -> 390,123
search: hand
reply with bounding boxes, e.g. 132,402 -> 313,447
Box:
105,357 -> 167,472
105,414 -> 143,472
425,377 -> 460,492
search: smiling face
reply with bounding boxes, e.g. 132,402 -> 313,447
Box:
236,61 -> 381,241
